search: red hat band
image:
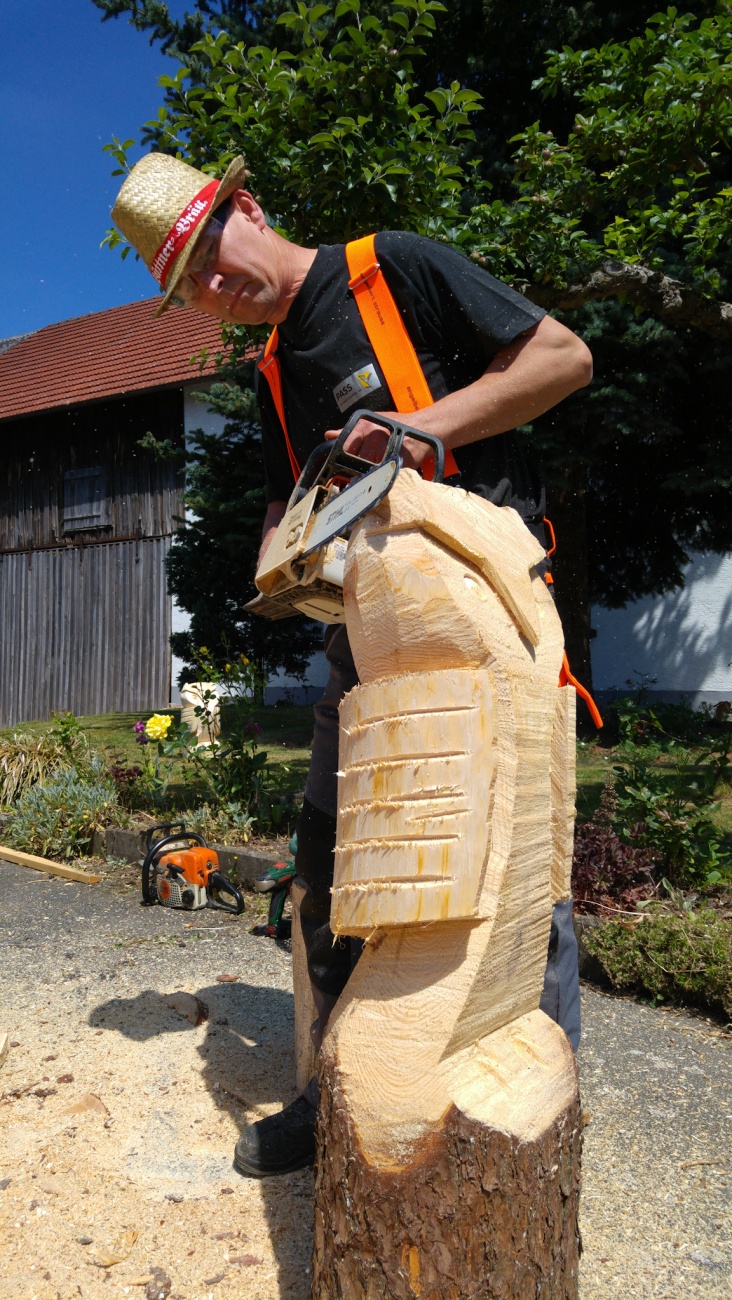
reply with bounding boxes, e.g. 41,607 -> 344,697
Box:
150,179 -> 220,289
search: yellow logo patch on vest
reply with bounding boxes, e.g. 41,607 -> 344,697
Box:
334,363 -> 381,414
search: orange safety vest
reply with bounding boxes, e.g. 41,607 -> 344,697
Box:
257,233 -> 459,483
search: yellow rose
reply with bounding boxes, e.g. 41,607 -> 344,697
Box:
145,713 -> 173,741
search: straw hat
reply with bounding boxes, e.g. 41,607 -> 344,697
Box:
112,152 -> 249,315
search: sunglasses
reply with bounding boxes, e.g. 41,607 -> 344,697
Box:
169,208 -> 229,307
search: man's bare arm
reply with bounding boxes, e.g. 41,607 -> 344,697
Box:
259,500 -> 287,565
325,315 -> 593,466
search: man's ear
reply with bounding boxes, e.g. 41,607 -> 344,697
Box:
230,189 -> 267,229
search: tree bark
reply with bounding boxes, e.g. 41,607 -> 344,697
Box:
525,260 -> 732,341
313,1053 -> 583,1300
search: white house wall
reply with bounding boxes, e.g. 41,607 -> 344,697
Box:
170,385 -> 228,702
591,550 -> 732,707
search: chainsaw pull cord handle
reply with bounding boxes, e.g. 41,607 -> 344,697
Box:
141,830 -> 208,905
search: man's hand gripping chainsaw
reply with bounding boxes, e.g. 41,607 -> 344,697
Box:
247,411 -> 445,622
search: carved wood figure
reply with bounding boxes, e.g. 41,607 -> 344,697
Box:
312,471 -> 582,1299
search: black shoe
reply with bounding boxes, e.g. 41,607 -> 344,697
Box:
233,1094 -> 317,1178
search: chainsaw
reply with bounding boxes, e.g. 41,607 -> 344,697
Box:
141,823 -> 245,914
246,411 -> 445,622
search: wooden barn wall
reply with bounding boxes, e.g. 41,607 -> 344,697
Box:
0,539 -> 172,726
0,389 -> 184,725
0,389 -> 184,549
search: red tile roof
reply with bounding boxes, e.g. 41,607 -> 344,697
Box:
0,299 -> 227,422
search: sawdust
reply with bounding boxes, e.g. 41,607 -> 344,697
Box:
0,861 -> 313,1300
3,860 -> 731,1298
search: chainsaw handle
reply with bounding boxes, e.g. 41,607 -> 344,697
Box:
207,870 -> 245,915
287,412 -> 445,508
327,410 -> 445,484
144,822 -> 188,852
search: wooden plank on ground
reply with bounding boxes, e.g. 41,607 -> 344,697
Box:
0,845 -> 100,883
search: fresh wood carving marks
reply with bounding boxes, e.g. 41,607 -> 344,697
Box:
445,1010 -> 579,1142
333,669 -> 496,931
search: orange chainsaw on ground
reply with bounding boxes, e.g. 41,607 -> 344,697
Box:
141,823 -> 245,914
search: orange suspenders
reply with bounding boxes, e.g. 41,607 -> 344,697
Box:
257,233 -> 459,482
258,237 -> 602,725
345,236 -> 459,481
257,326 -> 300,482
544,517 -> 604,728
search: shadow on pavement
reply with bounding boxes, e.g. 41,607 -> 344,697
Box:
89,979 -> 310,1296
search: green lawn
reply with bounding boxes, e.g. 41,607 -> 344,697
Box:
0,705 -> 315,805
4,707 -> 731,841
576,741 -> 614,822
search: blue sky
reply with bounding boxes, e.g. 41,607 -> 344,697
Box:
2,0 -> 194,337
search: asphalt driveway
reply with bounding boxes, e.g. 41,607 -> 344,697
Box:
0,857 -> 729,1299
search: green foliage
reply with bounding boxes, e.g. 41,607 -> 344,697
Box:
164,380 -> 321,680
107,0 -> 478,249
0,713 -> 93,807
572,786 -> 658,912
608,697 -> 731,886
184,799 -> 256,843
460,8 -> 732,296
584,909 -> 732,1017
6,759 -> 128,860
91,0 -> 295,62
129,654 -> 299,832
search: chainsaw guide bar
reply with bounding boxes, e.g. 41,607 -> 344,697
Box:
249,412 -> 445,623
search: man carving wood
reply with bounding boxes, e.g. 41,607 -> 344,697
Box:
112,154 -> 592,1206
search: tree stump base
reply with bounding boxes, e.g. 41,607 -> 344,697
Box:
313,1024 -> 583,1300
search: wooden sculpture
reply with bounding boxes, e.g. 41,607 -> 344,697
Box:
312,471 -> 582,1299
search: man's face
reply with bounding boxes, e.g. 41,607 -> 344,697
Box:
177,192 -> 286,326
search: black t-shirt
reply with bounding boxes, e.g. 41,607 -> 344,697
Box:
256,231 -> 547,524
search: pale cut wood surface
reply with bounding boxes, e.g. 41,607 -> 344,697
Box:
290,879 -> 317,1094
550,685 -> 577,903
333,668 -> 496,931
0,846 -> 100,883
327,471 -> 575,1158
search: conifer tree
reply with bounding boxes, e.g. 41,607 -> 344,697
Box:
164,376 -> 322,684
